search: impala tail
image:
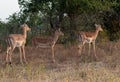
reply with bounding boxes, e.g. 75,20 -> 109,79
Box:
6,37 -> 11,47
78,32 -> 85,42
77,32 -> 86,54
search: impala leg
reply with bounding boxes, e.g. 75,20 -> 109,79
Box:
78,44 -> 82,55
9,46 -> 15,65
82,42 -> 86,54
22,45 -> 27,64
93,41 -> 97,59
88,43 -> 91,56
51,45 -> 55,62
78,42 -> 85,55
6,47 -> 11,64
19,47 -> 23,64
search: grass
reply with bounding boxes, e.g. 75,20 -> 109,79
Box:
1,62 -> 120,82
0,41 -> 120,82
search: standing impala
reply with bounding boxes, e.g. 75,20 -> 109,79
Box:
6,24 -> 31,65
78,24 -> 103,58
32,28 -> 64,62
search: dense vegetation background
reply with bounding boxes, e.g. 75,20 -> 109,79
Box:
0,1 -> 120,81
0,0 -> 120,48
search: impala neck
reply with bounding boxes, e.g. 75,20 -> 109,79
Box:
23,28 -> 27,39
52,34 -> 59,46
94,29 -> 100,39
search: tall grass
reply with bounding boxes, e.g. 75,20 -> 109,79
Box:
0,41 -> 120,82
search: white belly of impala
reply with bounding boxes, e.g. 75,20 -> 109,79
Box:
85,37 -> 93,43
15,41 -> 24,47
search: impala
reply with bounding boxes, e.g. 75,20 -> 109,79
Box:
78,24 -> 103,58
32,28 -> 64,62
6,24 -> 31,65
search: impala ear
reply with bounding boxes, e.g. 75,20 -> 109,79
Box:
24,23 -> 28,27
94,24 -> 98,27
20,24 -> 24,28
20,24 -> 25,29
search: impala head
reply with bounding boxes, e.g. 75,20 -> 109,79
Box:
95,24 -> 103,31
55,28 -> 64,36
21,23 -> 31,31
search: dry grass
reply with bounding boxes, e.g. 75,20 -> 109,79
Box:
0,41 -> 120,82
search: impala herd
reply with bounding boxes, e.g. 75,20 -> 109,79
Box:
3,23 -> 103,65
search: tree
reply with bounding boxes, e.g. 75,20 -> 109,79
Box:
102,0 -> 120,41
18,0 -> 120,43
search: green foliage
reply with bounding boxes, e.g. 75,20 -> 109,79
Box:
102,10 -> 120,41
0,22 -> 8,50
0,0 -> 120,46
17,0 -> 120,43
